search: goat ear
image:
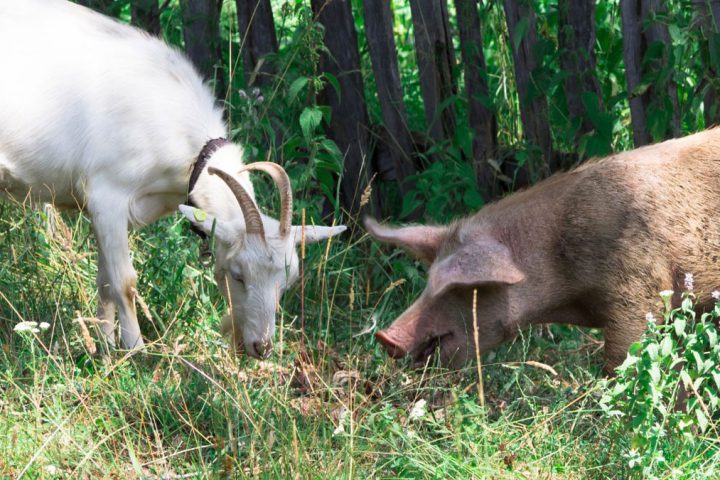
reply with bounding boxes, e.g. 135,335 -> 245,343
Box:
427,240 -> 525,298
178,204 -> 234,243
290,224 -> 347,244
364,217 -> 446,263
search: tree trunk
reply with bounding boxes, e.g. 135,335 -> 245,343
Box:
180,0 -> 225,97
131,0 -> 162,36
558,0 -> 602,142
621,0 -> 680,146
409,0 -> 457,144
641,0 -> 681,138
362,0 -> 417,198
620,0 -> 649,146
503,0 -> 553,175
236,0 -> 278,87
75,0 -> 115,14
693,0 -> 720,127
311,0 -> 375,215
454,0 -> 496,197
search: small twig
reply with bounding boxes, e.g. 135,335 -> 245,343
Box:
472,289 -> 484,408
73,311 -> 97,356
523,361 -> 558,376
133,288 -> 154,325
352,315 -> 377,338
300,208 -> 306,349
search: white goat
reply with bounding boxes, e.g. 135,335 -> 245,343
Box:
0,0 -> 346,358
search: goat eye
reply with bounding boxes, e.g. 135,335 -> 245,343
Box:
229,270 -> 244,285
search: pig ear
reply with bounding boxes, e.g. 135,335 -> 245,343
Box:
427,240 -> 525,297
364,217 -> 447,263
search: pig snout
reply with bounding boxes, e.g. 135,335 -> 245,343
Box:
375,330 -> 409,358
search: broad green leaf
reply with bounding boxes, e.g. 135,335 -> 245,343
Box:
680,370 -> 692,388
288,76 -> 309,103
628,342 -> 644,356
713,372 -> 720,390
646,342 -> 659,360
581,91 -> 613,141
696,409 -> 709,432
674,318 -> 687,337
707,327 -> 717,347
660,335 -> 673,357
649,363 -> 661,384
323,72 -> 341,98
299,107 -> 323,143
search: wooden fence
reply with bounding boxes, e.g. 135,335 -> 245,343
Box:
74,0 -> 720,217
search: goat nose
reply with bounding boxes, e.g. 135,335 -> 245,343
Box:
375,330 -> 407,359
252,340 -> 272,359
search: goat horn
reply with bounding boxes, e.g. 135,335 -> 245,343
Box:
207,167 -> 265,239
238,162 -> 293,238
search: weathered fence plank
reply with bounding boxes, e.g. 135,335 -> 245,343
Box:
503,0 -> 553,174
622,0 -> 680,146
180,0 -> 225,96
409,0 -> 457,144
131,0 -> 162,36
693,0 -> 720,127
311,0 -> 375,214
454,0 -> 496,196
558,0 -> 601,143
362,0 -> 417,198
236,0 -> 278,87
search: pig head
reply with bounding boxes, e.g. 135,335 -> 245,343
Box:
366,218 -> 529,368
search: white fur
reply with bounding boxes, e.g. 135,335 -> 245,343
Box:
0,0 -> 345,357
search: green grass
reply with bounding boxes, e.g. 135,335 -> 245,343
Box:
0,199 -> 626,479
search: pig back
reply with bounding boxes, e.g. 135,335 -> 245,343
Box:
559,130 -> 720,303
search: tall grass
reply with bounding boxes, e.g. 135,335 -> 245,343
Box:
0,196 -> 623,478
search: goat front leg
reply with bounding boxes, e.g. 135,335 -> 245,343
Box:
96,255 -> 117,345
90,195 -> 144,349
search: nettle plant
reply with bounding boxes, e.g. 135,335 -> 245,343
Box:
601,279 -> 720,477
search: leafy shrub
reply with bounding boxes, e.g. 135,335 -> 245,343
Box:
601,286 -> 720,478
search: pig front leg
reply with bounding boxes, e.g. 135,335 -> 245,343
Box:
601,297 -> 660,374
602,326 -> 642,374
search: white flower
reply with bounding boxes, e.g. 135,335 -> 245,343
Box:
713,291 -> 720,301
645,312 -> 656,323
659,290 -> 674,301
39,322 -> 50,331
684,273 -> 694,292
408,399 -> 427,421
44,465 -> 59,475
14,321 -> 39,333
